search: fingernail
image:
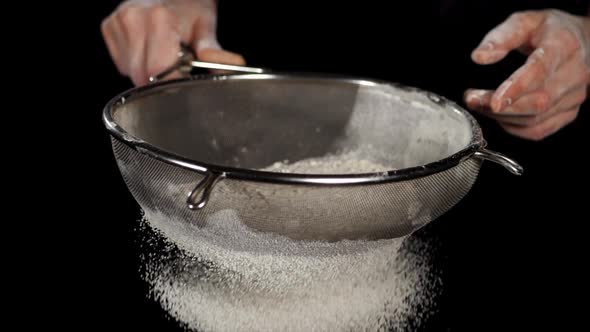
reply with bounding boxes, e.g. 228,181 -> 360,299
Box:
196,38 -> 221,51
470,95 -> 482,108
478,41 -> 494,51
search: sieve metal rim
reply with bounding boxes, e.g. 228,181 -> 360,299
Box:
103,73 -> 490,186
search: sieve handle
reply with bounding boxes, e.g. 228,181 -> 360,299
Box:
149,44 -> 266,82
187,172 -> 225,210
474,149 -> 524,175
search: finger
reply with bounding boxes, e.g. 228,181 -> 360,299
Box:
477,86 -> 585,126
464,89 -> 494,111
492,52 -> 589,115
497,90 -> 551,116
101,16 -> 127,74
145,5 -> 182,83
499,108 -> 579,140
117,6 -> 149,85
542,52 -> 590,106
549,86 -> 587,113
197,48 -> 246,65
490,46 -> 564,112
464,54 -> 587,117
472,11 -> 545,65
191,13 -> 221,52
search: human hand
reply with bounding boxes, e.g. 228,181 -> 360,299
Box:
464,9 -> 590,140
101,0 -> 245,86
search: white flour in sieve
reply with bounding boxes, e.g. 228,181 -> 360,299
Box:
263,150 -> 391,174
140,155 -> 440,331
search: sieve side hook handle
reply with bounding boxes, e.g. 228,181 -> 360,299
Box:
187,172 -> 225,210
474,149 -> 523,175
149,44 -> 266,83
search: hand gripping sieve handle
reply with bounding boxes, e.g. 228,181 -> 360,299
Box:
149,44 -> 266,83
187,172 -> 225,210
474,149 -> 524,175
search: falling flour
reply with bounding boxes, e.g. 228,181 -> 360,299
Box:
138,154 -> 440,331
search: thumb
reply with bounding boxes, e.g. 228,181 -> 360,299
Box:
190,14 -> 245,66
471,11 -> 545,65
191,15 -> 221,52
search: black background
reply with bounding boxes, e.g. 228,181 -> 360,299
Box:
35,1 -> 588,330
